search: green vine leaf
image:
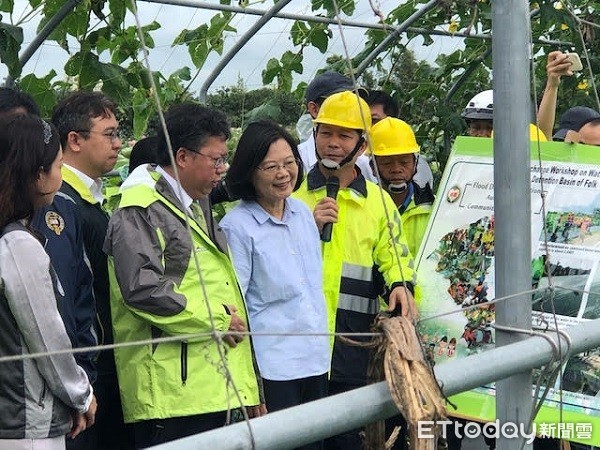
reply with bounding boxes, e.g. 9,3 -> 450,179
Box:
0,1 -> 14,13
262,57 -> 281,85
0,21 -> 23,78
19,70 -> 57,117
132,88 -> 152,138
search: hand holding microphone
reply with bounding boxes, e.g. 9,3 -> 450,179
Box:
318,176 -> 340,242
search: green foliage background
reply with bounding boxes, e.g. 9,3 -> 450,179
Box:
1,0 -> 600,173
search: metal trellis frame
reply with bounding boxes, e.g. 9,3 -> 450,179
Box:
152,318 -> 600,450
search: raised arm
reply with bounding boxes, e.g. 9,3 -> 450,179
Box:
537,51 -> 574,139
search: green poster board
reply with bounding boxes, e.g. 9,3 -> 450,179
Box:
416,136 -> 600,445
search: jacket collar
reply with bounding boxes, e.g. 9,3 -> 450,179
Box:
155,165 -> 194,214
306,164 -> 368,197
151,166 -> 228,253
61,166 -> 100,205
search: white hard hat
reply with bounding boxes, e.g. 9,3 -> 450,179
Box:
461,90 -> 493,120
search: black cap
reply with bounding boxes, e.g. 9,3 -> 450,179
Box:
305,71 -> 364,104
553,106 -> 600,140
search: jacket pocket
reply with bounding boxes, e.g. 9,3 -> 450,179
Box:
38,382 -> 47,410
180,342 -> 188,385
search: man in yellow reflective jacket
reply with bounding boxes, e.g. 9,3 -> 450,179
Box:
294,91 -> 418,450
369,117 -> 434,258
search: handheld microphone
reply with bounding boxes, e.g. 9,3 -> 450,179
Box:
321,176 -> 340,242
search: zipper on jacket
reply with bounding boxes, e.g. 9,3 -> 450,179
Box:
38,383 -> 47,410
180,342 -> 188,385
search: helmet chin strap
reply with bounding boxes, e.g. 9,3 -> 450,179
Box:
381,154 -> 419,194
388,182 -> 408,194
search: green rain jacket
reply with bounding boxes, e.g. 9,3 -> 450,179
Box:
293,166 -> 419,385
104,165 -> 259,422
401,182 -> 435,257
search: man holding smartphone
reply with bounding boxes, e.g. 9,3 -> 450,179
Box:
537,50 -> 585,139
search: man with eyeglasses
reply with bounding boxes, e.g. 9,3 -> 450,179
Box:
52,91 -> 132,449
103,102 -> 263,448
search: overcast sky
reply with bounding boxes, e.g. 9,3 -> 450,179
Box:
1,0 -> 463,94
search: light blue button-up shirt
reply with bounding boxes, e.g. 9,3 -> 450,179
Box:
220,198 -> 330,381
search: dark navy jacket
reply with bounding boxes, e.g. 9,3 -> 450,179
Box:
59,170 -> 115,379
31,192 -> 97,382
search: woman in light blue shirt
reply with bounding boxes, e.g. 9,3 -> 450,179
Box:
221,121 -> 329,449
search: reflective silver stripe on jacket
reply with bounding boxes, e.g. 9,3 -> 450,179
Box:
341,262 -> 372,282
338,293 -> 380,314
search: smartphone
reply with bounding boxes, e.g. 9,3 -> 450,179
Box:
565,52 -> 583,72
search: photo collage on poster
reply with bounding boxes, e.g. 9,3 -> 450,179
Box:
415,137 -> 600,444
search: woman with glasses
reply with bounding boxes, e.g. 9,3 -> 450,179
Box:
221,120 -> 329,449
0,114 -> 96,450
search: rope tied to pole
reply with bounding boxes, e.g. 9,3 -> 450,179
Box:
360,314 -> 448,450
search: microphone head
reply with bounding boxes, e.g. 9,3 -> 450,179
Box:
326,176 -> 340,198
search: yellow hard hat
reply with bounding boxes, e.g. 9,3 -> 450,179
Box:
490,124 -> 547,141
369,117 -> 420,156
313,90 -> 372,131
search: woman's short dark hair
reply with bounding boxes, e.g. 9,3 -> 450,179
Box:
129,136 -> 159,173
226,120 -> 303,201
0,87 -> 40,116
156,102 -> 230,167
0,114 -> 61,228
366,90 -> 399,118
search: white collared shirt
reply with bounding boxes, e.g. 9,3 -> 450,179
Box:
156,166 -> 194,214
63,164 -> 105,205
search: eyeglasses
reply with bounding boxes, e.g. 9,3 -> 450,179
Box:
76,128 -> 122,143
257,159 -> 299,174
185,148 -> 228,168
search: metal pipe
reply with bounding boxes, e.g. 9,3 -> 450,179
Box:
354,0 -> 440,76
439,47 -> 492,172
492,0 -> 534,448
3,0 -> 82,87
197,0 -> 293,103
151,318 -> 600,450
138,0 -> 571,47
441,8 -> 542,166
19,0 -> 82,68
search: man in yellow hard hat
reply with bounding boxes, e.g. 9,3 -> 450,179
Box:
369,117 -> 434,257
293,90 -> 418,450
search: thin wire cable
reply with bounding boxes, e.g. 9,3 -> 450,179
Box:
129,2 -> 257,447
0,332 -> 386,364
528,28 -> 566,432
331,0 -> 417,324
559,0 -> 600,110
417,287 -> 543,323
158,7 -> 197,72
0,283 -> 589,362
